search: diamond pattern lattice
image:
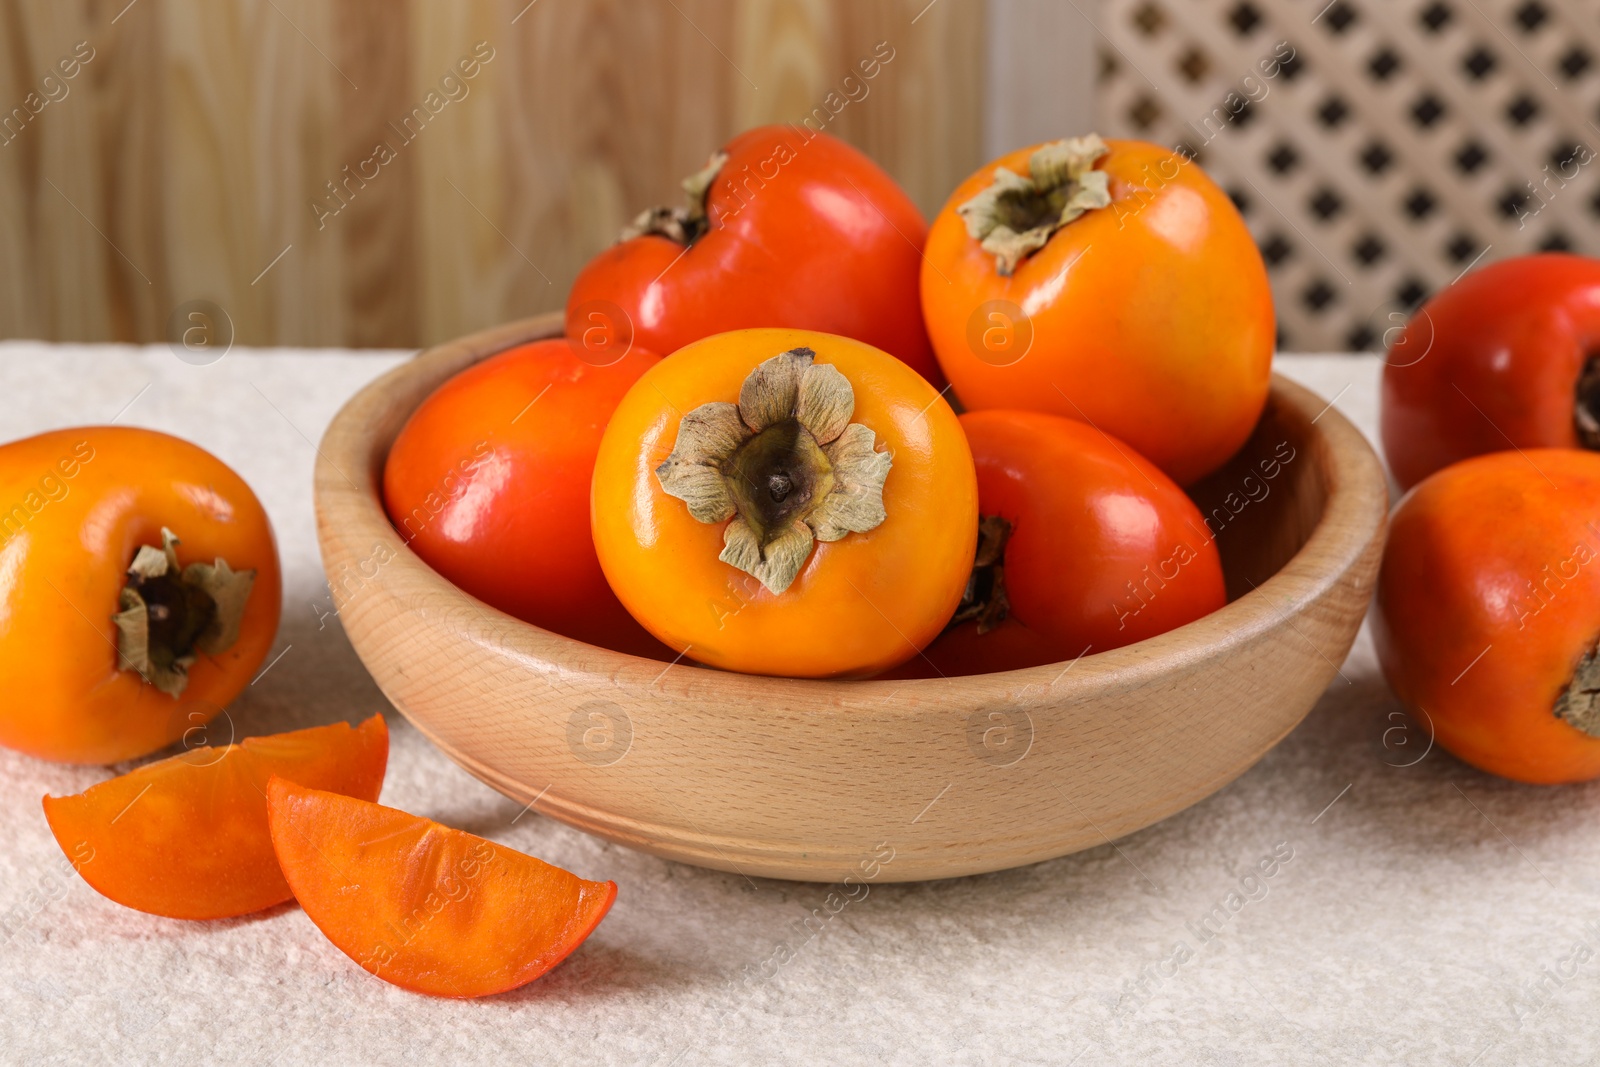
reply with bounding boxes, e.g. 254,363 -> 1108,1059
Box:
1096,0 -> 1600,351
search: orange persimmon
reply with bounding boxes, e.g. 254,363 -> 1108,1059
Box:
42,715 -> 388,920
267,778 -> 616,999
0,427 -> 282,764
590,328 -> 978,677
921,135 -> 1274,485
1374,450 -> 1600,783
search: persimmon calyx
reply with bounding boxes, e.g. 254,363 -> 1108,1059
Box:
1555,641 -> 1600,737
112,526 -> 256,697
947,515 -> 1014,635
957,134 -> 1111,276
1577,356 -> 1600,451
655,347 -> 892,595
620,151 -> 730,247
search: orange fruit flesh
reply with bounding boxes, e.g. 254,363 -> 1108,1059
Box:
266,778 -> 616,998
42,715 -> 388,920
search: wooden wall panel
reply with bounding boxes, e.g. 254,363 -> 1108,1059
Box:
3,0 -> 117,341
97,0 -> 168,342
0,0 -> 988,348
336,0 -> 417,348
161,0 -> 289,344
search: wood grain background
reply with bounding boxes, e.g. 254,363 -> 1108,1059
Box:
0,0 -> 992,348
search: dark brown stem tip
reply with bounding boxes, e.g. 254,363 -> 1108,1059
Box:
619,151 -> 730,248
1576,355 -> 1600,451
111,527 -> 256,698
653,347 -> 891,595
948,515 -> 1014,635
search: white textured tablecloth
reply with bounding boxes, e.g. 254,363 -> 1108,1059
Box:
0,343 -> 1594,1067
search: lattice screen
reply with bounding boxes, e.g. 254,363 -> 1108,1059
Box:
1096,0 -> 1600,352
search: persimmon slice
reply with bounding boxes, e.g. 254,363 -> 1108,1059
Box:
42,715 -> 388,920
266,779 -> 617,998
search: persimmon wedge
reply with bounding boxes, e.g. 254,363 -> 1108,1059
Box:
42,715 -> 388,920
267,779 -> 616,998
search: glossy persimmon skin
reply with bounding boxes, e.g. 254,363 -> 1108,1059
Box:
567,125 -> 942,384
922,139 -> 1274,485
0,427 -> 281,764
591,328 -> 977,678
1381,253 -> 1600,491
267,779 -> 616,999
42,716 -> 388,920
1373,450 -> 1600,783
893,410 -> 1226,677
383,339 -> 670,659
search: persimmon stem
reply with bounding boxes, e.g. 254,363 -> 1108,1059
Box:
112,527 -> 256,698
1576,355 -> 1600,451
956,134 -> 1112,276
946,515 -> 1013,635
620,151 -> 729,247
723,416 -> 833,545
1555,641 -> 1600,737
654,347 -> 892,595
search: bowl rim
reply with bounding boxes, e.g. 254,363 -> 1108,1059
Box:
316,312 -> 1388,704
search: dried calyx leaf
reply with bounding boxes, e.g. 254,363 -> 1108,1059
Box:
655,347 -> 893,595
956,133 -> 1112,276
112,527 -> 257,697
620,151 -> 730,247
946,515 -> 1014,635
1555,641 -> 1600,737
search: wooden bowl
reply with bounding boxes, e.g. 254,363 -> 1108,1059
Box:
315,313 -> 1388,883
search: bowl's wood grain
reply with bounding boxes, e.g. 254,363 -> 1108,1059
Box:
315,313 -> 1388,883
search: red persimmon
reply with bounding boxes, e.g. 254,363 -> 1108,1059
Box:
892,410 -> 1226,677
1381,253 -> 1600,490
1374,449 -> 1600,783
566,124 -> 941,384
383,339 -> 668,658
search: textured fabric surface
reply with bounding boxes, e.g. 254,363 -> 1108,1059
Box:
0,344 -> 1593,1067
